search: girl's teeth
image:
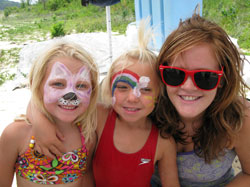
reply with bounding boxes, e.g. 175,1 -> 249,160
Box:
126,108 -> 137,111
61,105 -> 75,110
181,96 -> 198,101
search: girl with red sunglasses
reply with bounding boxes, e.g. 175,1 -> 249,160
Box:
152,14 -> 250,186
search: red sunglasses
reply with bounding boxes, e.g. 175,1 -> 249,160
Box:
159,65 -> 223,91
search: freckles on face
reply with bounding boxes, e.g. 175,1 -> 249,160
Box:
143,92 -> 157,108
43,62 -> 92,106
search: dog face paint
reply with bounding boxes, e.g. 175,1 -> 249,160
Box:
43,62 -> 92,106
111,69 -> 150,104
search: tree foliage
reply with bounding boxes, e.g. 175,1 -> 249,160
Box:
0,0 -> 20,10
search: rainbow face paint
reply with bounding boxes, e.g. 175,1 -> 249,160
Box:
111,69 -> 150,101
43,62 -> 92,106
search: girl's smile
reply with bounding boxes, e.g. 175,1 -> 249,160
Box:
166,43 -> 220,121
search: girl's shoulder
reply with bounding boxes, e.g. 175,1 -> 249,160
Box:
0,119 -> 32,153
96,103 -> 112,137
2,119 -> 31,138
241,98 -> 250,131
240,97 -> 250,130
233,98 -> 250,146
155,133 -> 177,160
234,97 -> 250,135
233,98 -> 250,176
97,104 -> 112,123
157,134 -> 176,150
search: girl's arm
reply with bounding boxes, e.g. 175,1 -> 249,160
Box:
81,132 -> 97,187
0,122 -> 24,186
157,135 -> 180,187
27,101 -> 66,158
226,100 -> 250,186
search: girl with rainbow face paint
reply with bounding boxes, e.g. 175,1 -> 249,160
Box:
108,66 -> 160,125
89,50 -> 179,186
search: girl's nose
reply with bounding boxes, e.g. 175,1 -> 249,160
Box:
180,76 -> 198,90
63,92 -> 77,100
127,88 -> 139,102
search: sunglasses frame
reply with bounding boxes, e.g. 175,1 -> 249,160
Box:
159,65 -> 223,91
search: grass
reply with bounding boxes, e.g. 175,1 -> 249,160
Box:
203,0 -> 250,52
0,47 -> 19,85
0,0 -> 249,85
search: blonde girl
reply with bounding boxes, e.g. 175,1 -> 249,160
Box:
92,20 -> 179,187
0,41 -> 99,187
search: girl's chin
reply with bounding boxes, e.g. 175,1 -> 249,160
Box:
54,116 -> 77,124
178,110 -> 204,121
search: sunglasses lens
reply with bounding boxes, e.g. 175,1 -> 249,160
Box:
194,72 -> 219,90
163,68 -> 185,86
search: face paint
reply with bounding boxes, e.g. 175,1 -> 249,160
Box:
111,69 -> 150,103
143,90 -> 157,108
44,62 -> 92,106
133,76 -> 150,97
58,92 -> 80,106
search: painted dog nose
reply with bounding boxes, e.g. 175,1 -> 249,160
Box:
63,92 -> 77,100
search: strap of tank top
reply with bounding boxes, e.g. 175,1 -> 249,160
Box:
77,123 -> 86,148
106,109 -> 117,131
143,124 -> 158,157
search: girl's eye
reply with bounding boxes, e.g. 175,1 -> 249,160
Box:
76,82 -> 90,90
49,79 -> 66,88
140,87 -> 152,93
116,84 -> 129,91
51,82 -> 64,88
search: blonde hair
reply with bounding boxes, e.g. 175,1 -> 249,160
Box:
101,19 -> 160,107
29,41 -> 99,143
156,14 -> 249,162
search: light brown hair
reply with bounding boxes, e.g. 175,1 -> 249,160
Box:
156,14 -> 249,162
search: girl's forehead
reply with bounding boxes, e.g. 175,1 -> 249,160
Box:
48,57 -> 88,74
124,62 -> 155,76
44,61 -> 91,84
170,44 -> 219,70
113,66 -> 158,87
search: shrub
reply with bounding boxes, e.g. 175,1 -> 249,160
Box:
51,21 -> 66,38
4,8 -> 11,17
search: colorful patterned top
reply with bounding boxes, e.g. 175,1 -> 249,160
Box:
15,126 -> 88,185
177,149 -> 236,187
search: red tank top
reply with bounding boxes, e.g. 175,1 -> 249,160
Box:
93,110 -> 158,187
